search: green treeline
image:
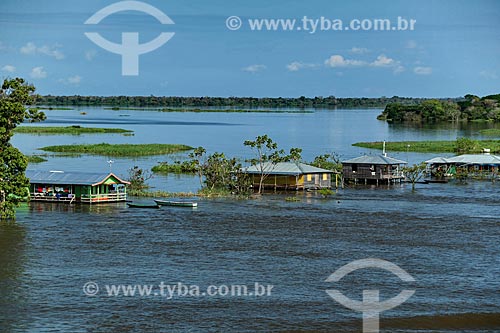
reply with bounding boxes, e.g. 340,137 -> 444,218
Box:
378,94 -> 500,123
37,95 -> 432,109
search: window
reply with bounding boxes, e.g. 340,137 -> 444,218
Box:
307,174 -> 312,181
323,173 -> 328,180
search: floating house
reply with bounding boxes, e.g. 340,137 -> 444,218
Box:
425,154 -> 500,178
26,170 -> 130,204
243,162 -> 336,190
342,155 -> 407,184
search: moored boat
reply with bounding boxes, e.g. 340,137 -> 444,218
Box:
127,202 -> 160,209
154,199 -> 198,207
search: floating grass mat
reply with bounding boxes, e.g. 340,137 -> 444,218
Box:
353,140 -> 500,153
479,129 -> 500,137
15,126 -> 133,135
39,143 -> 194,157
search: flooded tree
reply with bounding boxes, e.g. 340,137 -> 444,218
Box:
189,147 -> 207,188
244,135 -> 302,194
127,166 -> 153,192
0,78 -> 45,220
403,163 -> 427,191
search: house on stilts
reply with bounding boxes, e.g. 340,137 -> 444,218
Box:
242,162 -> 338,190
27,170 -> 130,204
342,155 -> 407,185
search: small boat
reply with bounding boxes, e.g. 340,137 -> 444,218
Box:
424,179 -> 449,184
154,199 -> 198,208
127,202 -> 160,209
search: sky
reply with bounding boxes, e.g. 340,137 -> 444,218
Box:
0,0 -> 499,97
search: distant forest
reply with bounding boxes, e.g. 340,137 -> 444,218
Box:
377,94 -> 500,123
36,95 -> 443,109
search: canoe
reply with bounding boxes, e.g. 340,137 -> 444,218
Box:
127,202 -> 160,209
424,179 -> 449,184
154,199 -> 198,207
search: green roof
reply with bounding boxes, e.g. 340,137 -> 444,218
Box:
342,155 -> 407,165
243,162 -> 335,175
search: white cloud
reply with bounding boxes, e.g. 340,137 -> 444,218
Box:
1,65 -> 16,73
286,61 -> 318,72
85,50 -> 97,61
414,66 -> 432,75
242,64 -> 266,73
370,55 -> 404,73
30,66 -> 47,79
406,40 -> 418,49
393,65 -> 405,74
325,54 -> 404,74
324,55 -> 366,68
479,70 -> 498,80
371,54 -> 395,67
350,47 -> 369,54
20,42 -> 65,60
59,75 -> 82,85
20,42 -> 36,55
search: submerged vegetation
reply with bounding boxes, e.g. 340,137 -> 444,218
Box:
39,143 -> 193,157
15,125 -> 133,135
152,160 -> 198,174
377,94 -> 500,123
353,138 -> 500,154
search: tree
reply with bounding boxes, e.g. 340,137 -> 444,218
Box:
403,163 -> 427,191
200,152 -> 251,196
243,135 -> 299,194
127,166 -> 152,192
0,78 -> 45,220
188,147 -> 206,188
310,153 -> 342,173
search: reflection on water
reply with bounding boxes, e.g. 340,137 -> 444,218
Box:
0,217 -> 27,332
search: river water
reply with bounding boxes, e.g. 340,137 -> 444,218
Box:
1,108 -> 499,332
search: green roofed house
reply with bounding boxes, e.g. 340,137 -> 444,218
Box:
26,170 -> 130,204
242,162 -> 337,190
342,155 -> 407,184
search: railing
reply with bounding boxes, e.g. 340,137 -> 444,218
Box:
344,170 -> 404,179
81,192 -> 127,203
30,192 -> 127,204
30,193 -> 74,202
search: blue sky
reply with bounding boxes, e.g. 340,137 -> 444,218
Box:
0,0 -> 499,97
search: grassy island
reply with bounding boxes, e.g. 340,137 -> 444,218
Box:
15,126 -> 133,135
26,155 -> 48,163
39,143 -> 193,157
353,140 -> 500,154
479,129 -> 500,137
